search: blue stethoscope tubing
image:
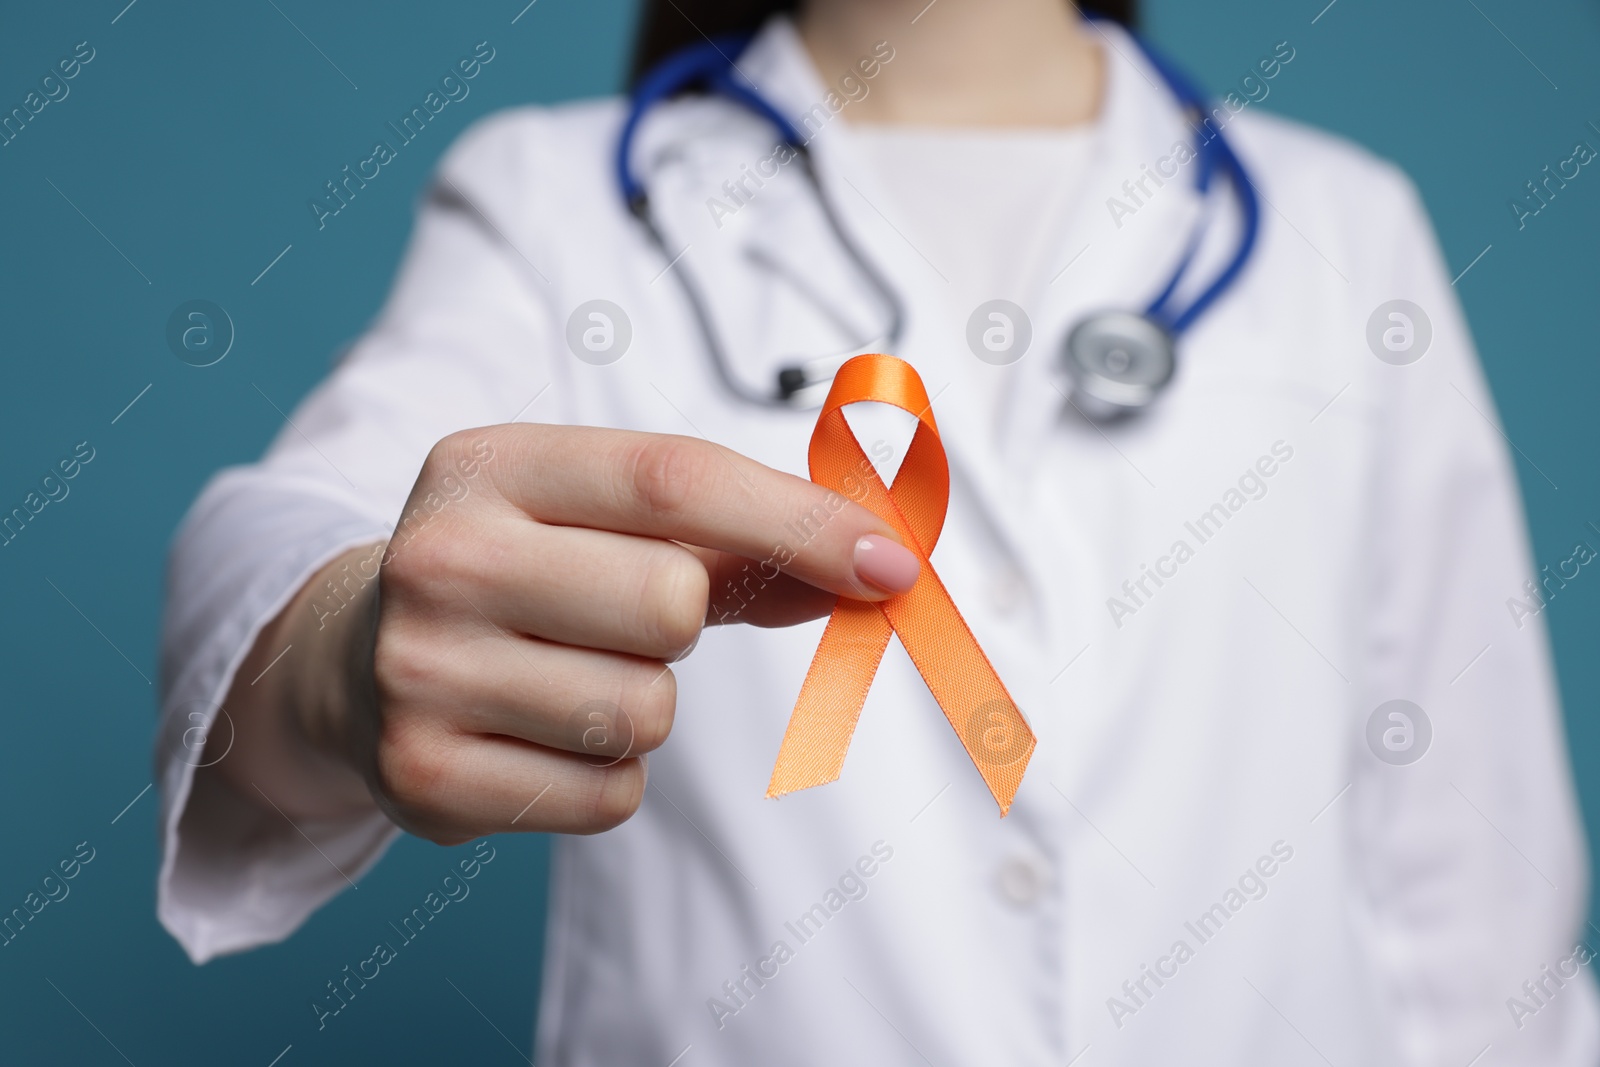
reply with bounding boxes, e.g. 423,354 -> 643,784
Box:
616,24 -> 1260,415
1134,43 -> 1260,336
618,33 -> 906,408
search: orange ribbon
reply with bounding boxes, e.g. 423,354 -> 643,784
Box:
766,354 -> 1036,815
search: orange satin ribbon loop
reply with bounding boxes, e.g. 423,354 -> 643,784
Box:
766,354 -> 1036,815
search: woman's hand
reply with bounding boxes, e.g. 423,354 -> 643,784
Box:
212,425 -> 920,845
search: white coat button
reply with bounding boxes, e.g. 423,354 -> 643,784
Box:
989,566 -> 1028,615
996,856 -> 1046,908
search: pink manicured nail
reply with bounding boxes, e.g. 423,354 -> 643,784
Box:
854,534 -> 920,594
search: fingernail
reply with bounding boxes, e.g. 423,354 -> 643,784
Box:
854,534 -> 920,594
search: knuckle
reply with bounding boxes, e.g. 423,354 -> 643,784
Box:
629,436 -> 714,529
398,490 -> 488,558
423,432 -> 463,469
621,666 -> 676,754
373,722 -> 450,815
381,508 -> 445,580
430,426 -> 502,468
582,761 -> 646,832
370,624 -> 440,702
635,546 -> 707,655
420,431 -> 474,486
381,521 -> 480,609
369,628 -> 411,698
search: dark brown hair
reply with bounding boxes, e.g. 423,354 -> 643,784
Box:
628,1 -> 1137,85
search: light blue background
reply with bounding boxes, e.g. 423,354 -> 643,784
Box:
0,1 -> 1595,1062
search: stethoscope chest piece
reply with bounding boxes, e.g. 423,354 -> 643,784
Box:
1062,310 -> 1176,420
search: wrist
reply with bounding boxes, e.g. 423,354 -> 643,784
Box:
291,543 -> 382,758
284,542 -> 387,813
212,541 -> 386,821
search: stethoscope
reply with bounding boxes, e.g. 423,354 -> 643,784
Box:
616,26 -> 1260,420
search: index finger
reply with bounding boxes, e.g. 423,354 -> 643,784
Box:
476,425 -> 918,600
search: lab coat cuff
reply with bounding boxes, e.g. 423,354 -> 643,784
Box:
156,474 -> 397,964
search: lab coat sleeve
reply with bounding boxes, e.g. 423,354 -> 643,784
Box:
156,111 -> 561,964
1350,171 -> 1599,1063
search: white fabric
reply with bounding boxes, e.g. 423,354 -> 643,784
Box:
850,124 -> 1097,421
156,16 -> 1599,1067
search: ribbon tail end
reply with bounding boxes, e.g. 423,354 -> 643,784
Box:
765,765 -> 843,801
984,736 -> 1037,818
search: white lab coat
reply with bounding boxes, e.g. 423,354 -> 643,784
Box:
157,18 -> 1599,1066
